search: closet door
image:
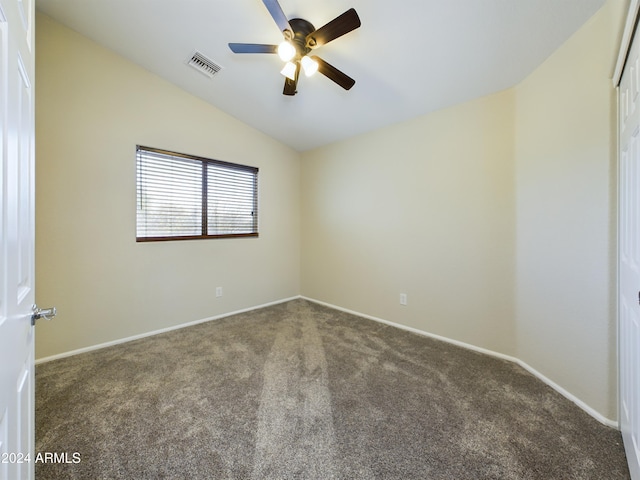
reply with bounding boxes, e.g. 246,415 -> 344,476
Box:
619,18 -> 640,479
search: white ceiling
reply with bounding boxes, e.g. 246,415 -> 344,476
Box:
35,0 -> 606,151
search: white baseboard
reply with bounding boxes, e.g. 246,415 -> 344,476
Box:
37,294 -> 618,429
35,296 -> 301,365
301,296 -> 618,429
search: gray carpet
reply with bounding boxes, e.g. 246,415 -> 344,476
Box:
35,299 -> 630,479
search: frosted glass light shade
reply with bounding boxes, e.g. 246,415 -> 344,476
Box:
277,41 -> 296,62
280,61 -> 297,80
301,56 -> 319,77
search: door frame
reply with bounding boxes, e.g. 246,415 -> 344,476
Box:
613,1 -> 640,87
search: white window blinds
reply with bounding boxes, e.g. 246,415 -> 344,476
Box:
136,146 -> 258,241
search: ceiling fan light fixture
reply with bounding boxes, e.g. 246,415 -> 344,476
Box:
280,61 -> 297,80
277,41 -> 296,62
301,55 -> 319,77
229,1 -> 361,95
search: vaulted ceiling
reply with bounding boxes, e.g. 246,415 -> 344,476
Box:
36,0 -> 607,151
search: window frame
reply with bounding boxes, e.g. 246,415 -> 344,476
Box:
136,145 -> 259,242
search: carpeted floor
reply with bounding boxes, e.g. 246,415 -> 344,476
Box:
35,299 -> 630,479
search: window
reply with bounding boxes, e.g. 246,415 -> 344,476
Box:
136,146 -> 258,241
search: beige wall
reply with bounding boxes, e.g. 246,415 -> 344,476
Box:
301,90 -> 517,356
35,13 -> 301,359
514,0 -> 624,420
301,1 -> 625,421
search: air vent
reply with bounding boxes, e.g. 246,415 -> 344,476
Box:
187,51 -> 222,79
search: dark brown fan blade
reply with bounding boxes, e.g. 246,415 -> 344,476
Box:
283,62 -> 300,96
228,43 -> 278,54
306,8 -> 361,48
312,56 -> 355,90
262,0 -> 293,38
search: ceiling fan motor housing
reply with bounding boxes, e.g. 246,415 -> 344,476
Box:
288,18 -> 316,59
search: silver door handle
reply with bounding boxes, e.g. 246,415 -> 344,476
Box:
31,305 -> 57,325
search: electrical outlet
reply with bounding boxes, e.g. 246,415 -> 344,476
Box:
400,293 -> 407,306
216,287 -> 223,298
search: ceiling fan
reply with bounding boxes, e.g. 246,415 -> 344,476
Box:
229,0 -> 361,96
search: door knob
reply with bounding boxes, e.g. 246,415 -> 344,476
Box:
31,304 -> 57,326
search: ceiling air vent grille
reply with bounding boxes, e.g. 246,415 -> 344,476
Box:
187,51 -> 222,79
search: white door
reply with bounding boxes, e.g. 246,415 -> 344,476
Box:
0,0 -> 36,478
619,22 -> 640,480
